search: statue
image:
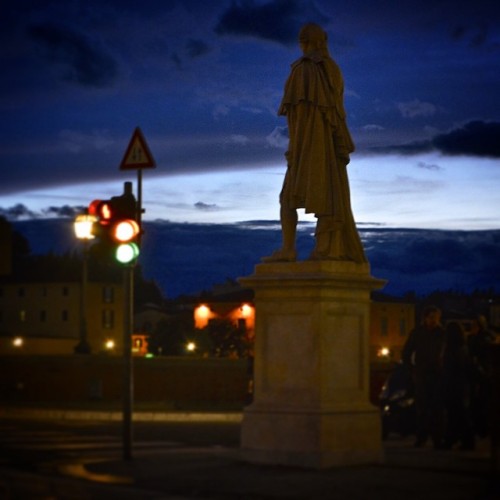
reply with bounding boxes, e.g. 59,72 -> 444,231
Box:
263,23 -> 367,263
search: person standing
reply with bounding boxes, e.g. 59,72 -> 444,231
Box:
402,305 -> 446,448
263,23 -> 366,263
467,315 -> 495,437
442,321 -> 475,450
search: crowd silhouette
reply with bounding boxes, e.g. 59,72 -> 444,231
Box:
402,306 -> 496,450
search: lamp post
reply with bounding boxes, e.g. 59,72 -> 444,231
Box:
73,213 -> 97,354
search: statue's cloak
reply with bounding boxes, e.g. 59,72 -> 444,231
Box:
278,52 -> 355,220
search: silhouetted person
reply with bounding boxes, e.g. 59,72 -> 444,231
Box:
402,305 -> 445,448
263,23 -> 366,263
467,315 -> 495,437
442,321 -> 475,450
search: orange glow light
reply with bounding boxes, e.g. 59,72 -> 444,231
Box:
240,304 -> 253,317
194,304 -> 212,329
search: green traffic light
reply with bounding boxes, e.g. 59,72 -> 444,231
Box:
115,242 -> 140,264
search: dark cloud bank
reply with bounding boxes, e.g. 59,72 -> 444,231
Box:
12,219 -> 500,299
377,121 -> 500,158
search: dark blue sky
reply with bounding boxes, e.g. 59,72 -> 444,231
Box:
1,1 -> 499,229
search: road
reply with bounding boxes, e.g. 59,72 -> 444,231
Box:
0,417 -> 240,498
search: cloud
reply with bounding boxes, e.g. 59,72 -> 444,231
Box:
10,220 -> 500,299
58,129 -> 114,154
450,22 -> 490,47
266,126 -> 288,148
0,203 -> 84,220
0,204 -> 38,220
417,161 -> 442,171
362,124 -> 385,131
27,22 -> 118,87
229,134 -> 250,146
185,38 -> 211,58
397,99 -> 437,119
432,121 -> 500,158
371,121 -> 500,158
42,205 -> 85,218
194,202 -> 219,211
214,0 -> 328,45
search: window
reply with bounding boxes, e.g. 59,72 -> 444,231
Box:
102,286 -> 114,304
62,310 -> 69,321
399,319 -> 407,337
40,310 -> 47,322
19,310 -> 26,322
380,317 -> 388,337
102,309 -> 114,329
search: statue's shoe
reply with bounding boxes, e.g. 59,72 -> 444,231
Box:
261,249 -> 297,262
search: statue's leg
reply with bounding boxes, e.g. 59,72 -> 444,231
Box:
280,204 -> 298,254
261,203 -> 297,262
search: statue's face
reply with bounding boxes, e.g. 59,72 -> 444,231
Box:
299,36 -> 312,55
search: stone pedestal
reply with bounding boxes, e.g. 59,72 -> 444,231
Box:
239,260 -> 386,468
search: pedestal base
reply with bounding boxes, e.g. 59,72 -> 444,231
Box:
239,260 -> 386,469
241,407 -> 383,468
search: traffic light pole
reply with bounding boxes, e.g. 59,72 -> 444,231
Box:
122,264 -> 134,460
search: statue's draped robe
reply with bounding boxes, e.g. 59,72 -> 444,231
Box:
278,51 -> 367,263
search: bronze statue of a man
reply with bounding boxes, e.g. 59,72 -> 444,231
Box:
264,23 -> 367,263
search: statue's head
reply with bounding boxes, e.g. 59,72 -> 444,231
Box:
298,23 -> 329,56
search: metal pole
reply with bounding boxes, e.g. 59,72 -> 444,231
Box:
137,169 -> 142,228
122,264 -> 134,460
76,241 -> 90,354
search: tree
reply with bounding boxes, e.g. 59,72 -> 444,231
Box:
203,318 -> 247,358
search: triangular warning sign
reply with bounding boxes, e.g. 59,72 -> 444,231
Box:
120,127 -> 156,170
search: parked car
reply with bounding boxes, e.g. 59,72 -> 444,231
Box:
379,361 -> 416,439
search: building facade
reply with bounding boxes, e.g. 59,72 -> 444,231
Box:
369,298 -> 416,362
0,281 -> 124,355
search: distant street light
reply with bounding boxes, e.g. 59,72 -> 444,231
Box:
73,213 -> 97,354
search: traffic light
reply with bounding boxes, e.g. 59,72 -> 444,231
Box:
88,182 -> 141,265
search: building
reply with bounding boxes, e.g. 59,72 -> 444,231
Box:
191,287 -> 414,364
369,295 -> 416,362
0,281 -> 124,355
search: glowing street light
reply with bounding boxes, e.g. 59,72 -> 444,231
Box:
105,339 -> 116,350
73,214 -> 97,240
73,212 -> 97,354
12,337 -> 23,348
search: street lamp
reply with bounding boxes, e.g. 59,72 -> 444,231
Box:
73,213 -> 97,354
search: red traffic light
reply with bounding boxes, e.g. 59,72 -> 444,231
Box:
89,200 -> 113,224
